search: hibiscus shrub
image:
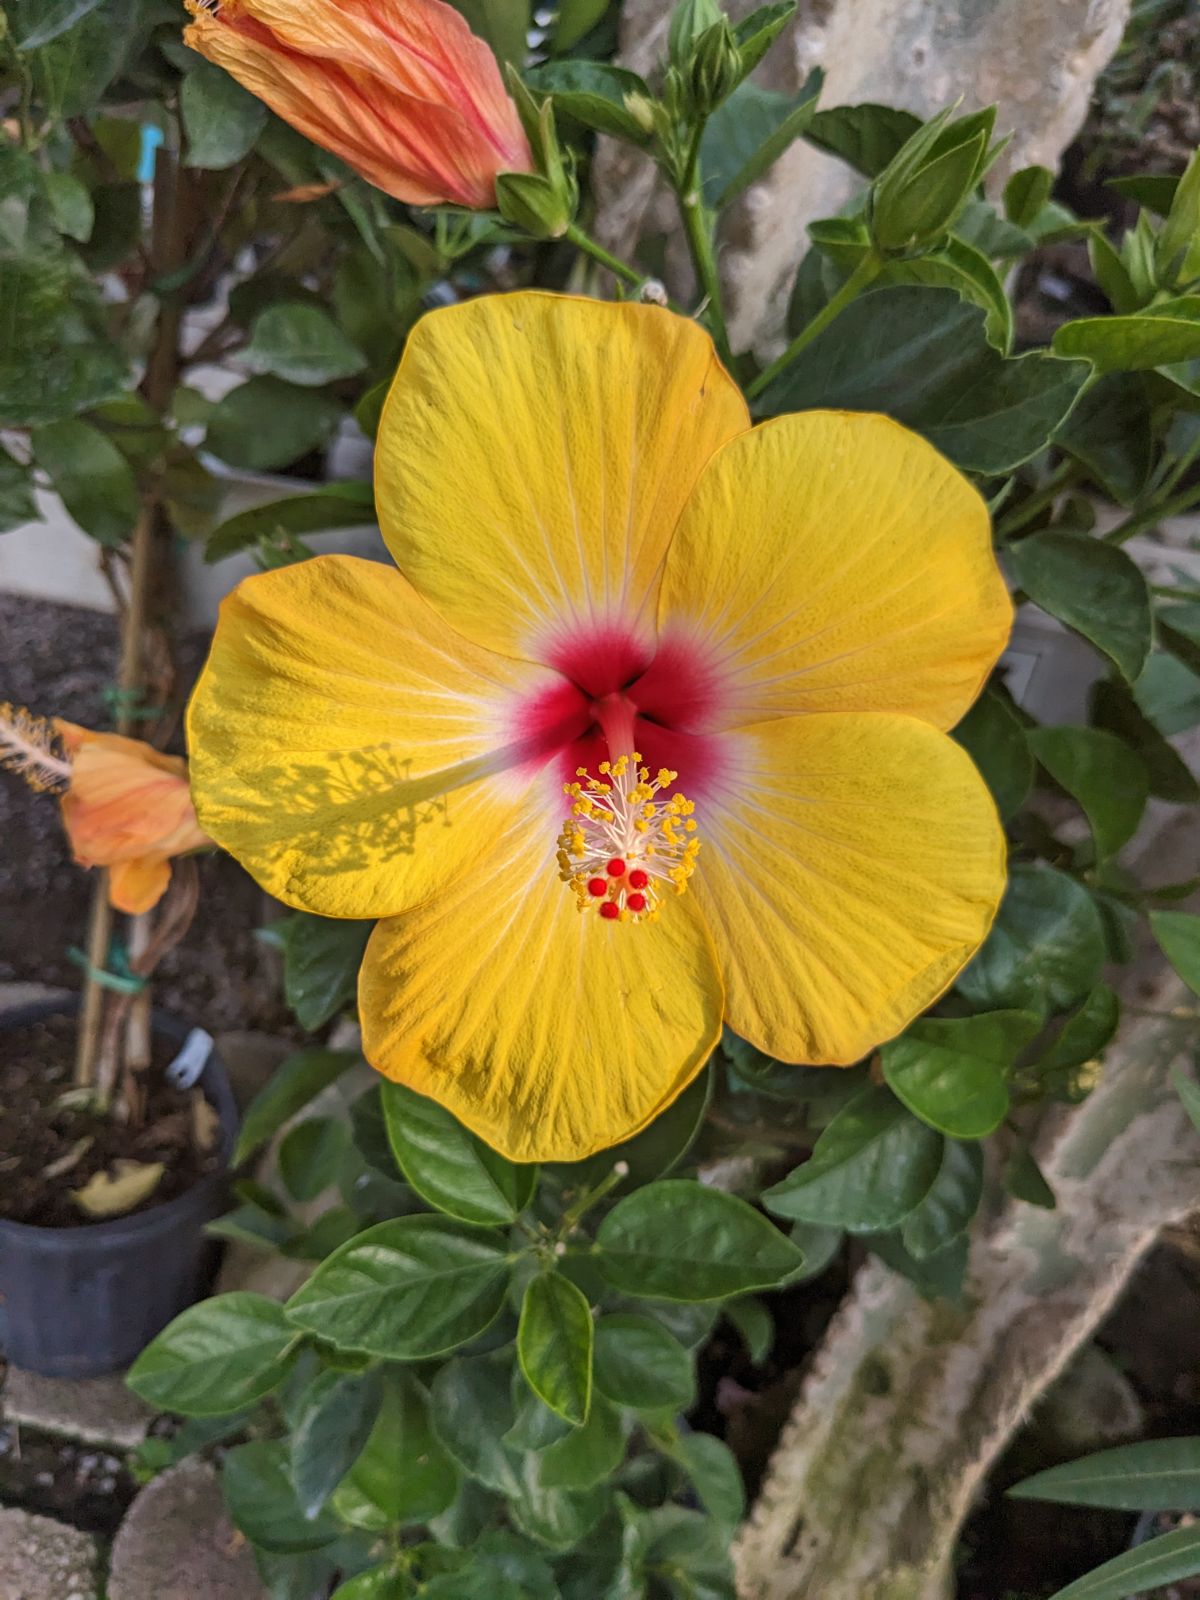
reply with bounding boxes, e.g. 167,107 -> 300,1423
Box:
6,0 -> 1200,1595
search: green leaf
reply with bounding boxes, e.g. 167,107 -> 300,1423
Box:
1005,1141 -> 1056,1209
223,1440 -> 340,1553
595,1180 -> 802,1301
785,1221 -> 844,1282
1004,165 -> 1054,228
616,1504 -> 736,1599
24,0 -> 134,117
234,1047 -> 359,1165
1040,1524 -> 1200,1600
14,0 -> 106,50
382,1081 -> 537,1226
955,198 -> 1035,258
518,1273 -> 593,1426
762,1085 -> 944,1231
1150,910 -> 1200,998
204,377 -> 344,472
1008,531 -> 1152,683
879,234 -> 1012,351
278,1116 -> 349,1203
290,1369 -> 381,1520
80,182 -> 140,273
181,56 -> 269,170
537,1395 -> 624,1490
449,0 -> 530,65
30,418 -> 137,547
284,1216 -> 510,1360
959,863 -> 1106,1015
525,61 -> 652,143
1171,1066 -> 1200,1136
724,1297 -> 773,1364
804,102 -> 921,177
330,1572 -> 408,1600
1158,149 -> 1200,283
883,1012 -> 1040,1138
268,913 -> 373,1032
1106,173 -> 1179,214
953,689 -> 1033,820
244,303 -> 368,388
871,1229 -> 969,1302
430,1355 -> 523,1496
701,75 -> 822,207
550,1066 -> 711,1194
127,1292 -> 298,1416
1054,297 -> 1200,372
205,481 -> 375,563
0,444 -> 37,533
669,1433 -> 746,1533
592,1313 -> 695,1413
756,286 -> 1090,475
1091,677 -> 1200,803
44,171 -> 93,243
1055,373 -> 1154,506
900,1139 -> 984,1259
552,0 -> 609,50
1027,726 -> 1149,858
335,1374 -> 457,1526
1032,983 -> 1120,1080
1012,1436 -> 1200,1511
0,255 -> 125,426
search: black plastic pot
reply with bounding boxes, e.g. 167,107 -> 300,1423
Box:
0,996 -> 238,1378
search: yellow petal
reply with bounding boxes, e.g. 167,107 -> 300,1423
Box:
658,411 -> 1012,731
186,555 -> 566,918
359,824 -> 724,1163
696,712 -> 1005,1064
375,293 -> 749,663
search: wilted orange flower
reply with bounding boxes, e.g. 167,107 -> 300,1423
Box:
56,723 -> 210,915
183,0 -> 534,210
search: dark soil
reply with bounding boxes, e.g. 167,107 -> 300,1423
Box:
0,1415 -> 137,1539
0,1013 -> 219,1228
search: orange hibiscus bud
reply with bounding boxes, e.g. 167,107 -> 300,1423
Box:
183,0 -> 534,210
56,723 -> 211,915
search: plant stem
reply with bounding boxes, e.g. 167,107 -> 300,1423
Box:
558,1160 -> 630,1237
565,222 -> 647,291
994,459 -> 1079,541
673,125 -> 735,368
746,250 -> 884,402
1102,479 -> 1200,544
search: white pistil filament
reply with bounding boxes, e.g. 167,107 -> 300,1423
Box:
557,752 -> 700,924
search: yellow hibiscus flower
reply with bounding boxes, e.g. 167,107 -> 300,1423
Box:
187,292 -> 1011,1163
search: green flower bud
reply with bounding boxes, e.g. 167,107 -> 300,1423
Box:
668,0 -> 724,65
870,104 -> 1005,257
495,171 -> 575,239
686,18 -> 743,117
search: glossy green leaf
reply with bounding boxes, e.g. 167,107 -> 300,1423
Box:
901,1139 -> 984,1259
335,1374 -> 457,1526
762,1085 -> 943,1231
804,102 -> 921,177
883,1012 -> 1039,1138
595,1180 -> 802,1301
264,912 -> 373,1032
204,377 -> 344,472
0,255 -> 126,426
1027,726 -> 1149,858
871,1230 -> 969,1303
448,0 -> 530,65
182,56 -> 269,169
538,1395 -> 624,1490
205,481 -> 375,564
785,1221 -> 844,1282
615,1503 -> 736,1598
552,0 -> 609,49
518,1273 -> 593,1426
670,1433 -> 746,1533
1092,677 -> 1200,803
506,1453 -> 607,1551
284,1217 -> 510,1359
879,234 -> 1012,351
224,1440 -> 340,1553
1150,910 -> 1200,997
0,445 -> 37,533
1041,1524 -> 1200,1600
14,0 -> 106,49
953,689 -> 1033,820
244,303 -> 367,387
24,0 -> 133,117
525,61 -> 652,142
430,1355 -> 523,1496
757,286 -> 1089,474
290,1369 -> 381,1520
1004,165 -> 1054,228
1106,173 -> 1179,213
701,75 -> 822,206
1008,530 -> 1152,683
234,1047 -> 359,1165
1055,372 -> 1154,505
958,864 -> 1106,1015
383,1081 -> 537,1225
1053,296 -> 1200,371
592,1313 -> 695,1413
44,171 -> 94,243
127,1292 -> 298,1416
330,1572 -> 408,1600
278,1116 -> 349,1203
30,418 -> 137,547
1032,983 -> 1120,1079
725,1297 -> 773,1364
1006,1142 -> 1056,1209
1012,1435 -> 1200,1510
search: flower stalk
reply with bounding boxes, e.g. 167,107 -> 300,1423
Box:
746,248 -> 884,402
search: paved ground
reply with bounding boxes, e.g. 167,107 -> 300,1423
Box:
0,1507 -> 99,1600
107,1460 -> 265,1600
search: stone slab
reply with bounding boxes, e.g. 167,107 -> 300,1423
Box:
2,1368 -> 154,1452
107,1458 -> 266,1600
0,1507 -> 99,1600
